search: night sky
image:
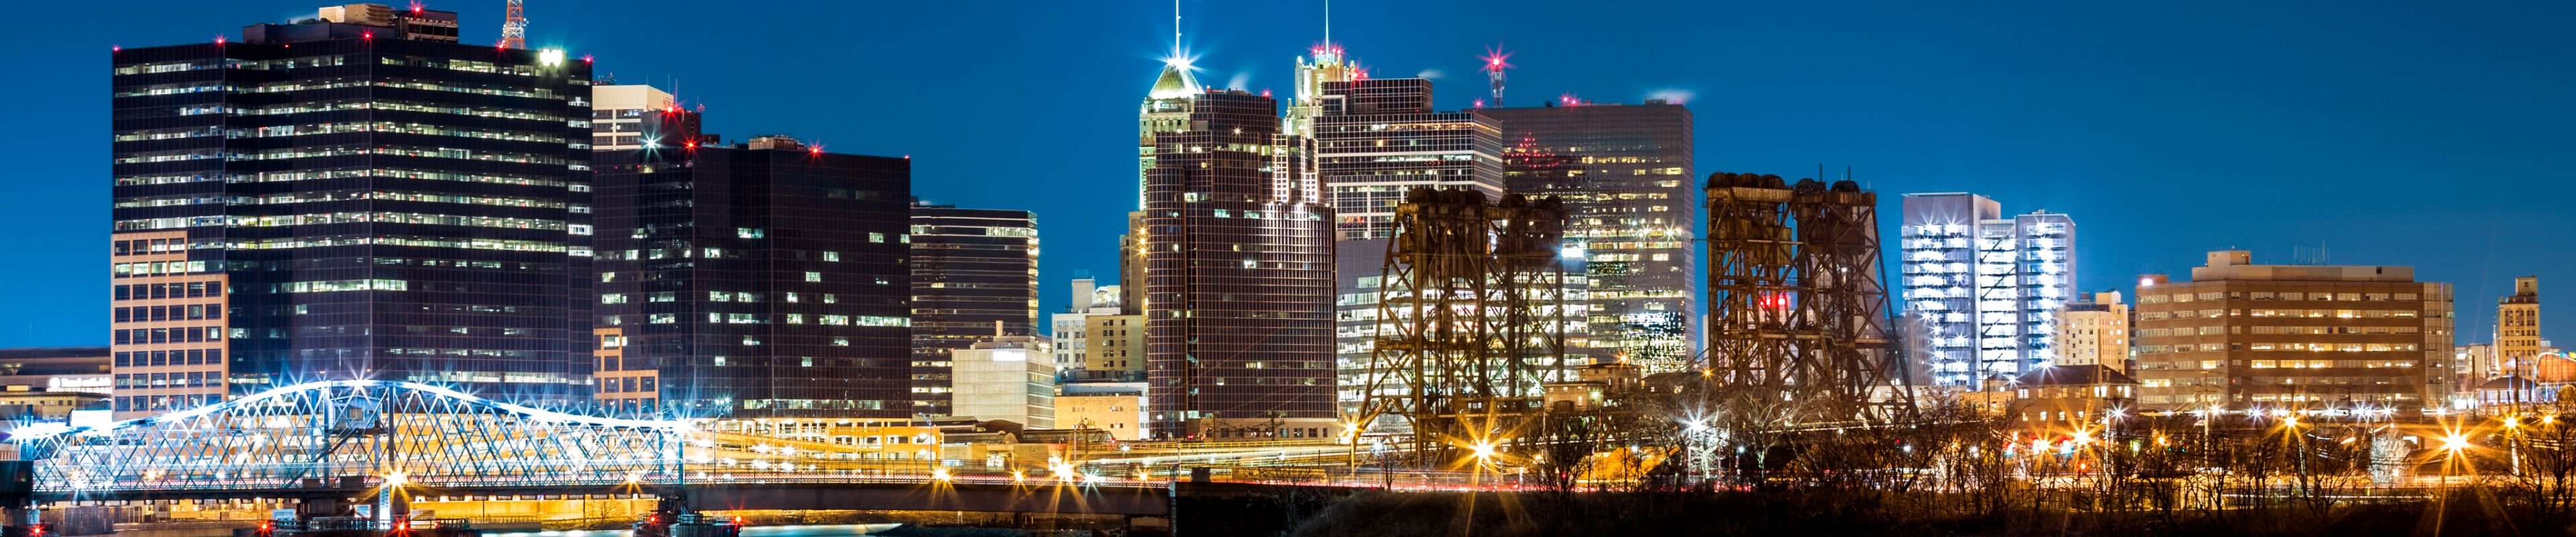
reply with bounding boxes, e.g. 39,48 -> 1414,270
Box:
4,1 -> 2569,348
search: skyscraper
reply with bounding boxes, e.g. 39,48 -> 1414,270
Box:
592,136 -> 914,418
110,4 -> 592,415
1134,60 -> 1338,439
1479,101 -> 1697,371
908,203 -> 1040,416
1900,193 -> 2078,387
1312,78 -> 1504,240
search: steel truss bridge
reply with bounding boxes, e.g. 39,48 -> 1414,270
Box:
3,380 -> 1495,509
10,380 -> 680,501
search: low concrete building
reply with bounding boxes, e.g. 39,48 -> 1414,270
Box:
1056,382 -> 1144,440
951,336 -> 1057,428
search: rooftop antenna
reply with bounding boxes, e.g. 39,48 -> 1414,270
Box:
500,0 -> 527,49
1324,0 -> 1330,49
1173,0 -> 1183,60
1480,43 -> 1513,105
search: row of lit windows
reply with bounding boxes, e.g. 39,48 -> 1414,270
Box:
114,303 -> 222,323
111,260 -> 211,277
120,191 -> 572,211
225,235 -> 571,254
2141,325 -> 2423,336
118,144 -> 575,165
117,211 -> 568,232
2141,309 -> 2422,320
2139,343 -> 2425,353
604,313 -> 906,327
2141,291 -> 2424,303
116,168 -> 577,189
114,395 -> 219,412
113,326 -> 223,345
276,279 -> 409,293
164,100 -> 570,124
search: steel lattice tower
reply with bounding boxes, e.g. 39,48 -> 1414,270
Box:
1703,173 -> 1909,423
499,0 -> 527,49
1354,189 -> 1572,466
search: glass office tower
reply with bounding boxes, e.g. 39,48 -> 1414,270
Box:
109,7 -> 592,412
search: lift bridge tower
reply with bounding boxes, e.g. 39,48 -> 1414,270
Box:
1702,173 -> 1909,424
1352,189 -> 1574,467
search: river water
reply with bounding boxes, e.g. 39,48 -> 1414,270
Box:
486,524 -> 906,537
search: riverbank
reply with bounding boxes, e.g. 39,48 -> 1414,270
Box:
1276,489 -> 2546,536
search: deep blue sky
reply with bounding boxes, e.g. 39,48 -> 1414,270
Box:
3,1 -> 2569,348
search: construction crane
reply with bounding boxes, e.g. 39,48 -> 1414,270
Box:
499,0 -> 527,49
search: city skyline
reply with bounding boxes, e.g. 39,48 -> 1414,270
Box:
9,0 -> 2575,348
15,3 -> 2576,535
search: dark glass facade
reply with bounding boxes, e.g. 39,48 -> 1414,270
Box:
592,142 -> 914,419
1479,102 -> 1700,372
110,17 -> 594,407
908,204 -> 1039,416
1138,89 -> 1338,437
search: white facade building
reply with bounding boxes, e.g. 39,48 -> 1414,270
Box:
1902,193 -> 2078,387
950,336 -> 1056,428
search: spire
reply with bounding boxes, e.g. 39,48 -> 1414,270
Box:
1148,0 -> 1201,100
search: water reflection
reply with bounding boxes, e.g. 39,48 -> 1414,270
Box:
486,524 -> 904,537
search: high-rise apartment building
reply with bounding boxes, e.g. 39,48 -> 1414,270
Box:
1901,193 -> 2078,387
592,136 -> 913,418
1134,61 -> 1338,438
2131,251 -> 2455,411
2500,277 -> 2543,378
1479,101 -> 1697,371
590,85 -> 702,151
2054,291 -> 2131,371
908,204 -> 1039,416
1311,79 -> 1504,240
110,5 -> 594,414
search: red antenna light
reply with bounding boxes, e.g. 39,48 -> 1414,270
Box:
409,1 -> 424,14
112,45 -> 121,52
362,31 -> 373,40
1473,99 -> 1484,108
1260,88 -> 1272,97
213,36 -> 225,45
582,54 -> 594,64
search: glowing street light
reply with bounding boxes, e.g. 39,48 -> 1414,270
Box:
930,468 -> 952,483
2441,434 -> 2471,454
